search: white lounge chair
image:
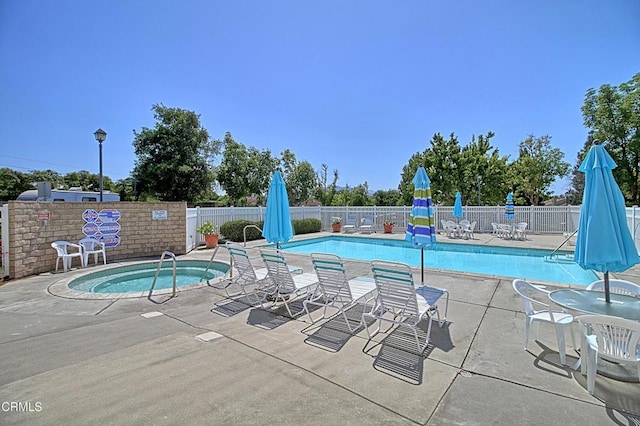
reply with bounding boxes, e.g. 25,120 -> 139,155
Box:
51,241 -> 85,272
342,213 -> 358,233
359,214 -> 376,234
303,253 -> 376,332
586,279 -> 640,297
78,237 -> 107,266
363,260 -> 448,354
221,242 -> 302,301
258,248 -> 319,318
512,279 -> 574,365
577,314 -> 640,394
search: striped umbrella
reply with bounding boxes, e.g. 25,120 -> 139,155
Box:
405,166 -> 436,284
505,192 -> 515,220
453,191 -> 463,220
574,142 -> 640,303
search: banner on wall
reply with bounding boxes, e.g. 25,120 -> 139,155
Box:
82,208 -> 121,247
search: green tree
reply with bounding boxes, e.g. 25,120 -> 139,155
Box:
399,131 -> 508,206
132,104 -> 218,203
581,72 -> 640,204
27,169 -> 63,189
509,135 -> 570,205
0,168 -> 33,200
286,160 -> 317,205
372,189 -> 401,206
217,132 -> 277,206
63,170 -> 114,192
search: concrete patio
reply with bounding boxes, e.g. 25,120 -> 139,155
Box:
0,232 -> 639,425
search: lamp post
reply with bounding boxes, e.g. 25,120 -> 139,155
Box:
477,174 -> 482,206
94,128 -> 107,202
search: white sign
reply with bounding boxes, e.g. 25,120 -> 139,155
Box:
152,210 -> 168,220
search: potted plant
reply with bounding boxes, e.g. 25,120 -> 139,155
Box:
383,219 -> 395,233
331,217 -> 341,233
196,221 -> 218,248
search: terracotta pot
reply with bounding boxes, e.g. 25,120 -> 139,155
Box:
332,224 -> 341,233
204,234 -> 219,248
383,224 -> 394,233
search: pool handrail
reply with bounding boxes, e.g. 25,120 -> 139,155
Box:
150,251 -> 177,297
243,224 -> 263,247
200,246 -> 220,281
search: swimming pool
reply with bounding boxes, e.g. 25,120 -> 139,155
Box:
65,260 -> 229,296
278,236 -> 597,286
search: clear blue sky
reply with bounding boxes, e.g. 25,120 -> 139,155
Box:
1,1 -> 639,195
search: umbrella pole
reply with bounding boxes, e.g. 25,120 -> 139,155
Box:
604,271 -> 611,304
421,248 -> 424,285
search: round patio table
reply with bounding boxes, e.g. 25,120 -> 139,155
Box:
549,289 -> 640,321
549,289 -> 640,382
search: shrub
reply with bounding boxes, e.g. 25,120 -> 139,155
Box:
220,218 -> 322,242
293,218 -> 321,234
220,220 -> 263,242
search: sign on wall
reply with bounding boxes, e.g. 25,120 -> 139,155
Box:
82,208 -> 121,247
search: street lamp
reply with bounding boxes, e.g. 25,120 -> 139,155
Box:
94,128 -> 107,202
477,174 -> 482,206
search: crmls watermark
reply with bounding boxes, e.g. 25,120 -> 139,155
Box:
1,401 -> 43,412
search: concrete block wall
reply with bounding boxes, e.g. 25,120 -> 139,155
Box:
7,201 -> 186,279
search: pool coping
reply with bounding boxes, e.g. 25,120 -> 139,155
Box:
48,258 -> 231,300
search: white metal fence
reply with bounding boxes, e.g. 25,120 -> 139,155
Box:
186,204 -> 640,252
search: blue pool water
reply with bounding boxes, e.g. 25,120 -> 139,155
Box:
278,236 -> 597,286
68,260 -> 229,294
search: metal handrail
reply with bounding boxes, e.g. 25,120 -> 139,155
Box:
150,251 -> 177,297
200,245 -> 220,281
243,224 -> 262,247
549,229 -> 578,258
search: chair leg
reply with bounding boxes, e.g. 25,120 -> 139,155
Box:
554,323 -> 567,365
586,345 -> 598,394
524,319 -> 531,350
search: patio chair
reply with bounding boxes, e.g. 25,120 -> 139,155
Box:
304,253 -> 376,332
445,220 -> 459,238
363,260 -> 448,354
221,242 -> 303,300
491,222 -> 499,235
586,279 -> 640,297
51,241 -> 85,272
78,237 -> 107,266
577,314 -> 640,394
440,220 -> 450,236
342,213 -> 357,233
514,222 -> 528,240
462,220 -> 477,240
359,214 -> 376,234
512,279 -> 574,365
258,248 -> 319,318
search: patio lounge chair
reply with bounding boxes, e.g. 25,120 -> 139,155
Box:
51,241 -> 85,272
359,214 -> 376,234
221,242 -> 302,300
342,213 -> 357,233
586,279 -> 640,297
512,279 -> 574,365
78,237 -> 107,266
363,260 -> 448,354
258,248 -> 319,318
303,253 -> 376,332
577,314 -> 640,394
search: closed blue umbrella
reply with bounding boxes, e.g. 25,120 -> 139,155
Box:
453,191 -> 463,220
574,142 -> 640,303
262,171 -> 294,249
406,166 -> 436,284
505,192 -> 515,220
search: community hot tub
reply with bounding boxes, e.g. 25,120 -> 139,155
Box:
49,260 -> 229,299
